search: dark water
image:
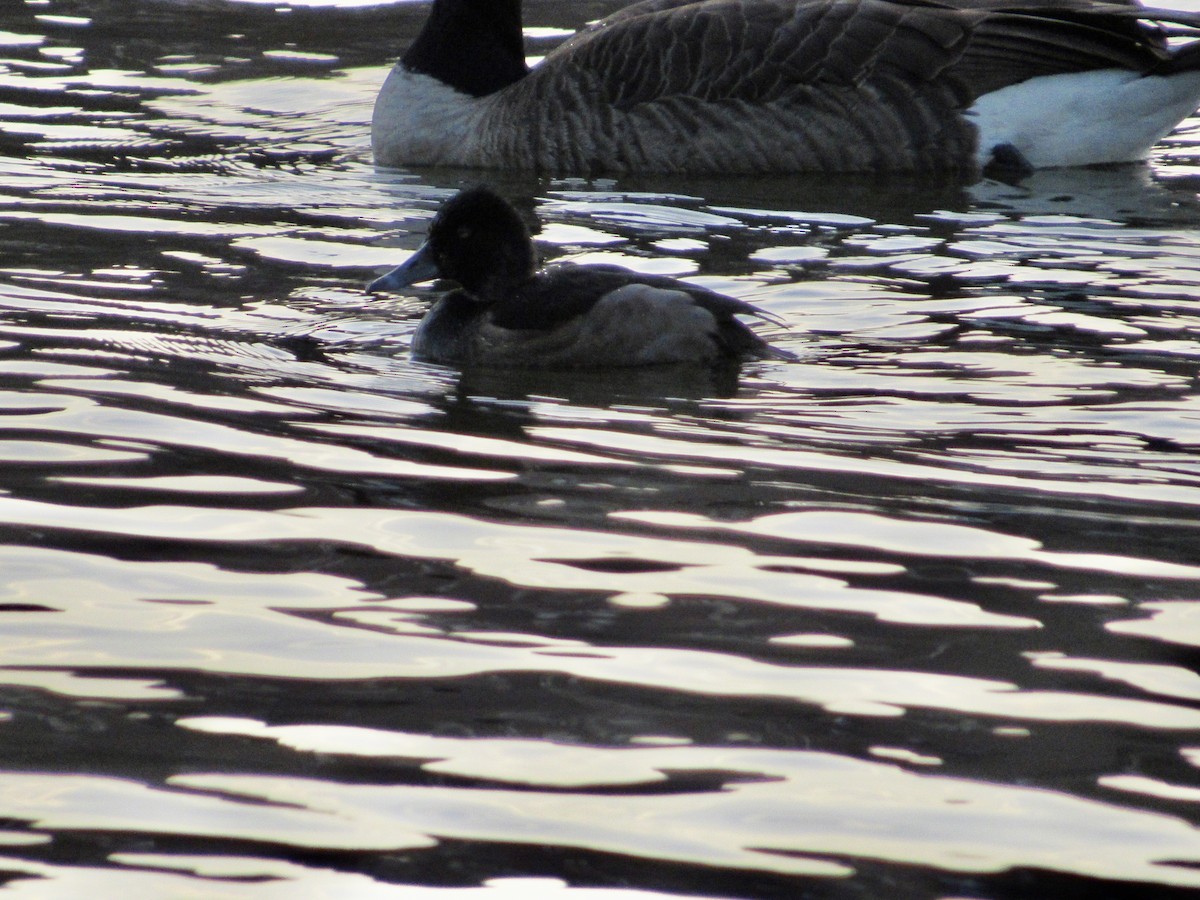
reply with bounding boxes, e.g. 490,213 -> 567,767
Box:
3,1 -> 1200,898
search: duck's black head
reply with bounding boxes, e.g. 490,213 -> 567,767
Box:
427,186 -> 537,301
368,186 -> 538,304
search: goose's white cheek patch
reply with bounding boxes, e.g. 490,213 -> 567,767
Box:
968,68 -> 1200,169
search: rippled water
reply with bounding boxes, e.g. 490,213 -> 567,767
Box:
3,1 -> 1200,897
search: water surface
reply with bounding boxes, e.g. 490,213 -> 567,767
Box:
2,1 -> 1200,898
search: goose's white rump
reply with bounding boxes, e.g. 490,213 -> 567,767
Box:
372,0 -> 1200,176
968,68 -> 1200,168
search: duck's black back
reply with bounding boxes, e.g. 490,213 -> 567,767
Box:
495,265 -> 783,358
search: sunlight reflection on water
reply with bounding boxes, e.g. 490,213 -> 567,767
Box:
2,1 -> 1200,898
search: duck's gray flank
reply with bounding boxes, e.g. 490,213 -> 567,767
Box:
373,0 -> 1200,175
367,187 -> 790,368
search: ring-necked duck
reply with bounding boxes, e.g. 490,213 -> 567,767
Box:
368,187 -> 792,367
372,0 -> 1200,177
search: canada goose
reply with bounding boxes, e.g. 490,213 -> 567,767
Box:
367,187 -> 791,366
371,0 -> 1200,176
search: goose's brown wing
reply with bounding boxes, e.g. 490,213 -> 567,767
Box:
547,0 -> 1200,109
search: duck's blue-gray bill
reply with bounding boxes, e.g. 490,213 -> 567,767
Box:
368,241 -> 439,293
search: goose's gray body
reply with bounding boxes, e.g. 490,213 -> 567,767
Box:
372,0 -> 1200,176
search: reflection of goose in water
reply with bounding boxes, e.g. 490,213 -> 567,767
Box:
368,186 -> 792,367
970,163 -> 1200,223
372,0 -> 1200,177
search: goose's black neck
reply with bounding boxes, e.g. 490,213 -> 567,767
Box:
402,0 -> 528,98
